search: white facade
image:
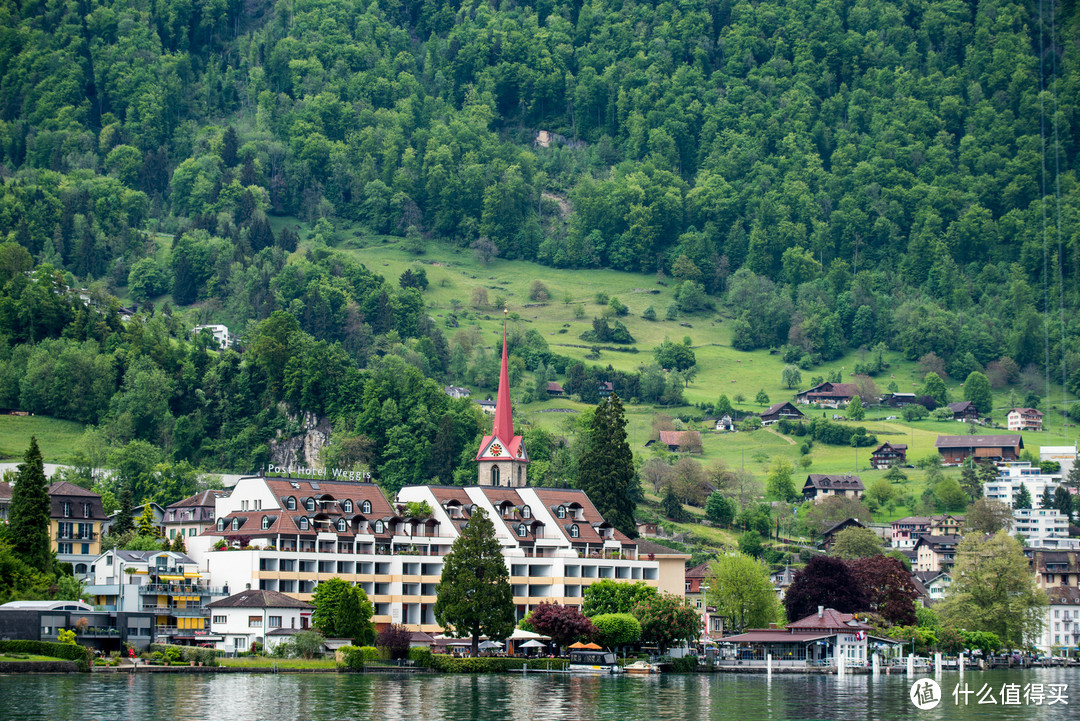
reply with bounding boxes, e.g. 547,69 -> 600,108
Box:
1026,537 -> 1080,550
1037,588 -> 1080,656
196,477 -> 663,634
192,324 -> 236,349
984,465 -> 1059,508
1041,446 -> 1077,477
208,602 -> 310,653
1013,508 -> 1070,540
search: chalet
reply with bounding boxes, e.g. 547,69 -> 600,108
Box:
870,442 -> 908,469
820,518 -> 867,551
935,434 -> 1023,465
545,381 -> 565,397
715,414 -> 735,432
795,382 -> 859,408
947,401 -> 981,422
802,474 -> 864,502
912,570 -> 952,603
654,430 -> 703,453
914,534 -> 961,572
760,401 -> 804,426
598,381 -> 614,398
444,386 -> 471,399
881,392 -> 917,408
476,398 -> 497,415
1008,407 -> 1044,432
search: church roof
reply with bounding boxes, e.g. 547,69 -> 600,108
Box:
476,311 -> 527,464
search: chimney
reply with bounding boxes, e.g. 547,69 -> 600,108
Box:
768,623 -> 778,629
818,606 -> 824,618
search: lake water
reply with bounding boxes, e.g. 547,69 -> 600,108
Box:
1,668 -> 1077,720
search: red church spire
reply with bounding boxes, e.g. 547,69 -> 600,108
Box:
493,307 -> 513,441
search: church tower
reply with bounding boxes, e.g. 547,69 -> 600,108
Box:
476,310 -> 528,486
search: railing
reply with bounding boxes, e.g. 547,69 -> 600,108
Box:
141,604 -> 210,617
55,531 -> 96,540
138,583 -> 229,596
76,627 -> 121,637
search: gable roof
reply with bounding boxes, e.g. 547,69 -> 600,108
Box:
821,518 -> 867,537
169,489 -> 228,509
207,589 -> 313,610
947,401 -> 977,412
786,608 -> 870,631
934,435 -> 1023,449
803,474 -> 864,491
761,401 -> 803,418
1009,407 -> 1044,417
873,442 -> 908,452
914,534 -> 962,551
530,488 -> 634,545
634,538 -> 690,559
796,382 -> 859,398
48,481 -> 100,497
658,430 -> 702,447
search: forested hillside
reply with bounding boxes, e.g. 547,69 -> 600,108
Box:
1,0 -> 1080,507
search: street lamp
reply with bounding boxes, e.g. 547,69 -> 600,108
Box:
700,583 -> 710,644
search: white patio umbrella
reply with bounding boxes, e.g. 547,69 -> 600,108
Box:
518,640 -> 546,649
478,640 -> 504,650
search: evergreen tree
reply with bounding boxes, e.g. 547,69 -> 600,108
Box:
1053,486 -> 1074,523
136,504 -> 158,537
846,395 -> 865,421
8,437 -> 52,572
661,487 -> 686,521
1013,482 -> 1032,510
960,463 -> 982,500
1040,486 -> 1055,510
434,508 -> 515,656
336,586 -> 376,646
111,487 -> 135,538
577,393 -> 637,536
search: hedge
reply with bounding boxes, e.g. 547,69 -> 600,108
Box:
336,646 -> 367,670
0,640 -> 91,672
407,647 -> 432,668
147,643 -> 218,666
429,656 -> 568,673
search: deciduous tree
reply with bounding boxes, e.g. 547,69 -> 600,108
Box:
633,592 -> 700,652
527,603 -> 597,650
590,613 -> 641,650
830,527 -> 883,559
784,556 -> 869,621
707,553 -> 779,632
848,556 -> 919,626
582,580 -> 658,617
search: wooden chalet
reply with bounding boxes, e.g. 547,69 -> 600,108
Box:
947,401 -> 981,422
795,382 -> 859,407
653,430 -> 703,453
760,401 -> 804,426
820,518 -> 868,551
870,442 -> 907,469
545,381 -> 565,397
935,434 -> 1023,465
802,474 -> 864,502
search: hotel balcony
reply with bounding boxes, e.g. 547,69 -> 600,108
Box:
55,531 -> 96,541
138,583 -> 228,595
141,604 -> 210,617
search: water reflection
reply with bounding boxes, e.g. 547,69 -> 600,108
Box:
0,668 -> 1077,720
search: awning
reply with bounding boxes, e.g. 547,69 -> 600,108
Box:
159,575 -> 185,581
183,572 -> 201,578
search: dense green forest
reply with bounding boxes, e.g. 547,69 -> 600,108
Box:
1,0 -> 1080,510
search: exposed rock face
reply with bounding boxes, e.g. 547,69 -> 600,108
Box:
269,407 -> 331,469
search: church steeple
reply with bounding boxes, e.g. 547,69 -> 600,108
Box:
475,307 -> 528,486
493,308 -> 514,441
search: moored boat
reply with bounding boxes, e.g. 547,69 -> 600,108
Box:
567,650 -> 623,674
624,660 -> 660,675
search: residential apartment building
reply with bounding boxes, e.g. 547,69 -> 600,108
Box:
1031,550 -> 1079,590
163,489 -> 228,542
984,464 -> 1060,508
914,534 -> 961,573
1013,508 -> 1069,540
891,517 -> 931,549
1037,586 -> 1080,656
85,549 -> 229,645
49,482 -> 107,577
0,599 -> 157,652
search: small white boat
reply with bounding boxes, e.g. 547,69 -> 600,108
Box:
624,660 -> 660,675
567,650 -> 624,674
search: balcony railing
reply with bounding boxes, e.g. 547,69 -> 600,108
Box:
55,531 -> 96,540
142,604 -> 210,617
138,583 -> 228,596
75,627 -> 121,637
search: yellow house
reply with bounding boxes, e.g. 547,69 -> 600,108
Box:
49,482 -> 106,577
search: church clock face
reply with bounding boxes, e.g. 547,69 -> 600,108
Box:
489,443 -> 503,456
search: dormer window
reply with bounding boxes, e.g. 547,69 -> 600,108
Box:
569,524 -> 579,538
261,516 -> 271,530
556,506 -> 566,519
304,498 -> 315,512
217,518 -> 225,532
231,518 -> 240,531
299,518 -> 309,530
337,519 -> 347,532
517,524 -> 527,537
361,500 -> 372,514
83,503 -> 91,518
374,520 -> 384,533
342,500 -> 353,513
521,506 -> 531,519
286,497 -> 296,511
62,502 -> 71,518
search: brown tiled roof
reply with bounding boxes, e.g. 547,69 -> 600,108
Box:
48,481 -> 100,497
873,442 -> 908,452
0,481 -> 12,500
531,488 -> 634,545
761,402 -> 803,417
723,630 -> 832,643
546,381 -> 564,392
803,474 -> 864,491
891,516 -> 930,526
934,435 -> 1023,449
48,482 -> 106,519
478,488 -> 546,540
169,489 -> 228,509
1010,407 -> 1044,417
684,562 -> 711,580
207,589 -> 313,610
786,608 -> 869,631
821,518 -> 866,536
1048,586 -> 1080,604
947,401 -> 977,412
797,382 -> 858,398
658,430 -> 701,447
915,534 -> 962,550
634,539 -> 690,558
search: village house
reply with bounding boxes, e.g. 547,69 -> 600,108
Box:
1030,550 -> 1080,590
819,518 -> 868,551
1038,586 -> 1080,656
891,517 -> 931,549
192,324 -> 238,350
934,434 -> 1023,465
802,474 -> 864,503
794,382 -> 860,408
870,442 -> 908,469
1008,407 -> 1044,431
946,401 -> 981,422
911,570 -> 952,604
598,381 -> 614,398
163,489 -> 229,543
476,398 -> 496,415
715,414 -> 735,432
546,381 -> 564,397
443,385 -> 471,399
648,430 -> 703,453
49,482 -> 107,579
760,401 -> 804,426
207,589 -> 314,654
880,392 -> 917,407
913,534 -> 961,573
102,501 -> 165,536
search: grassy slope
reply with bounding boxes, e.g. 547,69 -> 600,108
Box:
0,416 -> 87,463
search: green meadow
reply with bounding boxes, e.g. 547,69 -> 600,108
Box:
0,415 -> 87,463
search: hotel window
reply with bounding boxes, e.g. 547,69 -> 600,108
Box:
305,498 -> 315,512
213,615 -> 226,624
286,497 -> 296,510
268,616 -> 282,628
521,506 -> 531,519
374,520 -> 384,533
569,525 -> 579,538
337,519 -> 347,532
556,506 -> 566,519
517,524 -> 527,537
299,518 -> 309,530
217,518 -> 225,531
361,500 -> 372,514
249,616 -> 262,628
262,516 -> 271,530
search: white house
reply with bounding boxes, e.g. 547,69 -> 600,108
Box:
1007,407 -> 1044,432
192,324 -> 237,350
1037,586 -> 1080,657
207,588 -> 314,653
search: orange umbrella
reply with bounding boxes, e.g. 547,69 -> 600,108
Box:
569,641 -> 602,650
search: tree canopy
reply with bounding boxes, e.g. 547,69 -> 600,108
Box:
707,553 -> 780,633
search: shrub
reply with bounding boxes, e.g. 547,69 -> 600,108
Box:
429,656 -> 569,673
407,647 -> 432,668
376,624 -> 412,660
666,655 -> 700,673
0,640 -> 91,672
337,645 -> 368,670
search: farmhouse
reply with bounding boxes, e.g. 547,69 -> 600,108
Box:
650,430 -> 703,453
795,382 -> 859,407
870,442 -> 907,469
1008,407 -> 1044,431
946,401 -> 980,422
802,474 -> 864,502
760,401 -> 804,426
935,434 -> 1023,465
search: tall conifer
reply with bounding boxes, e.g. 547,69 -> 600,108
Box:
9,437 -> 51,571
577,393 -> 637,537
